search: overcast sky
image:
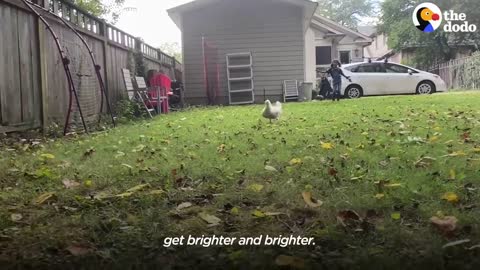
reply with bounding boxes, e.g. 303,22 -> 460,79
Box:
115,0 -> 194,47
114,0 -> 380,48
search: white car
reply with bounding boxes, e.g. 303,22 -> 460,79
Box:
339,61 -> 447,99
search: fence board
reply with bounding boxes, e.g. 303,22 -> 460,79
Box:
18,9 -> 36,124
2,5 -> 23,125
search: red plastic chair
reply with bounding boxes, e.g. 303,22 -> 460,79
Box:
149,74 -> 172,114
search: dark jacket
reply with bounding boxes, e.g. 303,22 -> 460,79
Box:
327,67 -> 348,84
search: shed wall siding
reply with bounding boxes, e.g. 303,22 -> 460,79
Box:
182,0 -> 305,104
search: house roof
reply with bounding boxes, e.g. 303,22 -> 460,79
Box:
311,14 -> 372,43
357,25 -> 377,37
168,0 -> 318,30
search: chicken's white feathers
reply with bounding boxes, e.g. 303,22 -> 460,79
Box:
262,100 -> 282,121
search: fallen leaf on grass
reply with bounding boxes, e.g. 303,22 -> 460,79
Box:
442,239 -> 470,249
449,169 -> 456,180
328,167 -> 338,177
231,207 -> 240,215
84,180 -> 93,188
247,184 -> 264,193
265,165 -> 278,172
289,158 -> 302,166
115,192 -> 134,198
442,151 -> 467,157
10,214 -> 23,222
33,192 -> 56,205
114,151 -> 126,159
265,212 -> 283,216
384,183 -> 402,188
149,190 -> 165,195
320,142 -> 334,150
199,213 -> 221,226
337,210 -> 361,227
176,202 -> 193,211
217,144 -> 226,153
252,210 -> 266,218
430,216 -> 458,236
126,184 -> 151,193
66,245 -> 92,256
83,148 -> 95,158
391,212 -> 401,220
121,164 -> 133,170
374,193 -> 385,199
466,244 -> 480,250
428,136 -> 439,143
275,255 -> 305,269
40,153 -> 55,160
442,192 -> 459,203
62,179 -> 80,189
414,156 -> 436,168
302,192 -> 323,208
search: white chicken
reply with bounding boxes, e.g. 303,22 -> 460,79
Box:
262,100 -> 282,123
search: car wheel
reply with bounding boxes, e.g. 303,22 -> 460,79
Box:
416,81 -> 435,95
344,85 -> 363,99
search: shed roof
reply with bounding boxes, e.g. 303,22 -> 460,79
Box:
168,0 -> 318,31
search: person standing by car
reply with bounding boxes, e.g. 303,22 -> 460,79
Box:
326,60 -> 351,102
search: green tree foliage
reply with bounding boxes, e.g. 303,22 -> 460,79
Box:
158,42 -> 182,62
67,0 -> 127,23
381,0 -> 480,68
314,0 -> 379,29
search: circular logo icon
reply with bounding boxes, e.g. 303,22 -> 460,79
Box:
412,2 -> 442,32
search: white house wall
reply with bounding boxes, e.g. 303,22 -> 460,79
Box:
304,27 -> 316,83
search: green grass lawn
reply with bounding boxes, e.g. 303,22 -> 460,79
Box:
1,92 -> 480,269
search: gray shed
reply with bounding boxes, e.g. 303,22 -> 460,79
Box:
168,0 -> 317,105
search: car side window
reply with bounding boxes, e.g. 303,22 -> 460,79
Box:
385,63 -> 409,73
356,64 -> 375,73
354,63 -> 384,73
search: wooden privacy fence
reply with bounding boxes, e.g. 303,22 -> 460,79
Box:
0,0 -> 182,133
429,52 -> 480,90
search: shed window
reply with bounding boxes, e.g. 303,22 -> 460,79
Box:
316,46 -> 332,65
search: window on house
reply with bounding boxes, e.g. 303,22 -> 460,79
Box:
316,46 -> 332,65
339,51 -> 351,64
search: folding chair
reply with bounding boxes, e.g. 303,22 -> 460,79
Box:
149,74 -> 171,114
136,76 -> 168,114
121,68 -> 155,118
283,80 -> 299,102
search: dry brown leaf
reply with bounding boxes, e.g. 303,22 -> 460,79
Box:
176,202 -> 193,211
302,191 -> 323,208
126,184 -> 151,193
33,192 -> 56,205
115,192 -> 134,198
430,216 -> 458,236
10,213 -> 23,222
66,245 -> 92,256
442,239 -> 470,249
275,255 -> 305,269
62,179 -> 80,189
337,210 -> 362,227
198,212 -> 221,226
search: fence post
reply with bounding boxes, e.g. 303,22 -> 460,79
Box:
134,37 -> 145,76
100,20 -> 110,111
39,0 -> 50,133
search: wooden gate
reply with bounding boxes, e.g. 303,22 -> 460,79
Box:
0,4 -> 41,132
